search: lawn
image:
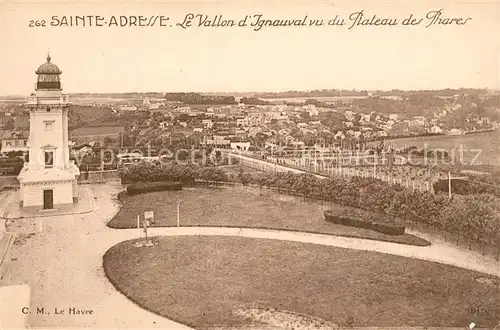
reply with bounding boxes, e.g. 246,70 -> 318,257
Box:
103,236 -> 500,329
107,185 -> 430,246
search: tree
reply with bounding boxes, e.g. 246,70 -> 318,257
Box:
4,118 -> 14,130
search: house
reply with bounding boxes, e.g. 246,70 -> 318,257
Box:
1,130 -> 29,154
248,113 -> 263,127
430,125 -> 443,134
344,110 -> 355,121
248,127 -> 262,136
278,128 -> 292,136
177,106 -> 191,113
360,114 -> 371,123
343,121 -> 354,128
304,104 -> 319,117
290,141 -> 305,148
159,121 -> 171,129
412,116 -> 426,126
236,118 -> 249,127
202,119 -> 213,129
478,117 -> 491,125
297,122 -> 308,128
377,130 -> 388,137
193,128 -> 203,133
120,105 -> 138,111
230,141 -> 251,151
203,135 -> 231,147
448,128 -> 464,135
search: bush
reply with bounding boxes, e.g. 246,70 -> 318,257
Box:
324,211 -> 340,223
324,210 -> 405,235
370,222 -> 405,236
339,216 -> 373,229
127,181 -> 182,195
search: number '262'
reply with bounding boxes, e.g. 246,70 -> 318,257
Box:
29,20 -> 46,27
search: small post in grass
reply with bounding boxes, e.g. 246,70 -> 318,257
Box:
177,200 -> 181,227
143,218 -> 150,242
137,215 -> 140,229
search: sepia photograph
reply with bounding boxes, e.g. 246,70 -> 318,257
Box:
0,1 -> 499,329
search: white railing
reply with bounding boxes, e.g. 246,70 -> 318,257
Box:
227,151 -> 434,194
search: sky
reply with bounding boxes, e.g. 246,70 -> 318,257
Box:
0,0 -> 499,95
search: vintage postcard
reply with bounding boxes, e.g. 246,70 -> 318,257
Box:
0,0 -> 499,329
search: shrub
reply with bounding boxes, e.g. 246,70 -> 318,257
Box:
339,216 -> 372,229
323,211 -> 342,224
370,222 -> 405,235
127,181 -> 182,195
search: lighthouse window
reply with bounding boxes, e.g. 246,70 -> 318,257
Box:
44,152 -> 54,167
44,121 -> 54,131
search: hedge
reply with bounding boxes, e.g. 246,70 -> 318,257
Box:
119,162 -> 500,243
119,162 -> 227,185
324,211 -> 406,236
370,222 -> 405,236
127,181 -> 183,195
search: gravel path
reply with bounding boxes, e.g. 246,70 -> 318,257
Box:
1,183 -> 191,329
1,182 -> 499,329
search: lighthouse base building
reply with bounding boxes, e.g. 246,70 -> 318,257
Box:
17,55 -> 80,211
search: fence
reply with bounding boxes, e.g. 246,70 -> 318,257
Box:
227,151 -> 434,194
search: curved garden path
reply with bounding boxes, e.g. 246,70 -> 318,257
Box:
1,182 -> 499,329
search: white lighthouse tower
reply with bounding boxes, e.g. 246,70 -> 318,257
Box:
17,54 -> 80,211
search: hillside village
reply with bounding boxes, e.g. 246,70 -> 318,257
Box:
1,90 -> 500,160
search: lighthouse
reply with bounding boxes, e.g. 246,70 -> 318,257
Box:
17,54 -> 80,211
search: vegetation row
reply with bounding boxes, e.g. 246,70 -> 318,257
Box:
119,162 -> 500,244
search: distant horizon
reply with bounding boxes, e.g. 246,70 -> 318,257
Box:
1,87 -> 499,99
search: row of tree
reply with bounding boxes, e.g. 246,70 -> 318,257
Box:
165,93 -> 237,105
118,161 -> 500,243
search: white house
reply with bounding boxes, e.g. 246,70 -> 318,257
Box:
377,130 -> 388,137
430,125 -> 443,134
448,128 -> 464,135
236,118 -> 249,127
305,104 -> 319,117
202,119 -> 214,129
120,105 -> 138,111
230,141 -> 251,151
